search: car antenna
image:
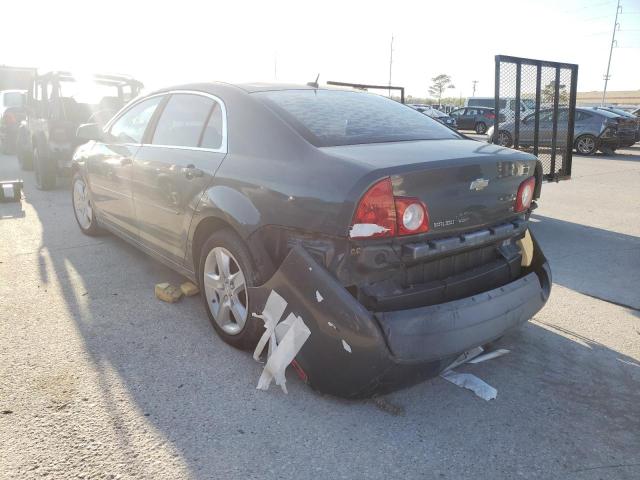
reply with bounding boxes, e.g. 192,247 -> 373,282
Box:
307,73 -> 320,88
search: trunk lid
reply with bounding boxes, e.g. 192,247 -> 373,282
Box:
322,139 -> 537,237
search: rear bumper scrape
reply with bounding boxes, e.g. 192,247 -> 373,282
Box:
249,231 -> 551,399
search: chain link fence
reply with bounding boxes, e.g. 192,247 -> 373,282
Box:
493,56 -> 578,181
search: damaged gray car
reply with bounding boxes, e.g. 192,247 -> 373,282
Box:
71,83 -> 551,398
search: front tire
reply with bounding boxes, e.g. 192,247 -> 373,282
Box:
34,146 -> 56,190
199,229 -> 263,351
575,134 -> 597,155
475,122 -> 487,134
72,173 -> 101,236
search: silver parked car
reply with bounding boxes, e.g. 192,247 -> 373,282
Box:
487,107 -> 634,155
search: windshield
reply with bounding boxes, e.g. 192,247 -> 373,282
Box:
522,99 -> 536,110
59,79 -> 121,105
255,90 -> 461,147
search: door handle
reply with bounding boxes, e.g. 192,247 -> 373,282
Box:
120,157 -> 133,166
183,164 -> 204,179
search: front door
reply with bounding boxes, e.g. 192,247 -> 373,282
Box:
459,108 -> 477,130
133,92 -> 227,265
86,96 -> 163,238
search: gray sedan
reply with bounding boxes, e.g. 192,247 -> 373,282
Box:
488,107 -> 630,155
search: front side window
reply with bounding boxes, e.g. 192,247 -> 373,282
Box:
110,96 -> 162,143
152,94 -> 215,148
255,90 -> 461,147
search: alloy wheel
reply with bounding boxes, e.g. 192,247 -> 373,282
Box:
73,177 -> 93,229
577,136 -> 595,154
203,247 -> 248,335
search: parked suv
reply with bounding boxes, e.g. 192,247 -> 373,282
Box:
0,90 -> 26,154
487,107 -> 633,155
17,72 -> 143,188
71,83 -> 550,398
449,107 -> 500,133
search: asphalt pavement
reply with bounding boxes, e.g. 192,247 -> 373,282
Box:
1,144 -> 639,479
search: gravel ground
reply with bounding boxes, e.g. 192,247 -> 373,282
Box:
1,146 -> 639,479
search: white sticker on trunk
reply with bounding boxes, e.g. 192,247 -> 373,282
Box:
349,223 -> 389,238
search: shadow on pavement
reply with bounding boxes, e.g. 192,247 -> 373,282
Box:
530,214 -> 640,310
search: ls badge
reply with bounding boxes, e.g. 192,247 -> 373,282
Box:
469,178 -> 489,191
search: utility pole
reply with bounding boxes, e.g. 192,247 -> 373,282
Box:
472,80 -> 478,97
274,53 -> 278,80
388,34 -> 394,98
602,0 -> 622,106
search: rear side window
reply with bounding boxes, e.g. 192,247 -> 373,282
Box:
576,111 -> 592,121
152,94 -> 214,148
200,103 -> 224,149
110,96 -> 162,143
255,90 -> 460,147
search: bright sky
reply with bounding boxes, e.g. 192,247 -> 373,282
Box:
4,0 -> 639,98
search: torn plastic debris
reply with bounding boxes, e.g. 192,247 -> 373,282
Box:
440,347 -> 510,401
440,370 -> 497,401
252,290 -> 311,393
469,349 -> 510,364
349,223 -> 389,238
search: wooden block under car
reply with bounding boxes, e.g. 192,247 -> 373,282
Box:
180,281 -> 200,297
155,283 -> 183,303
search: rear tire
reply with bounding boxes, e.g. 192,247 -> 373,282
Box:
496,130 -> 512,147
34,146 -> 56,190
475,122 -> 487,134
575,134 -> 597,155
199,229 -> 263,351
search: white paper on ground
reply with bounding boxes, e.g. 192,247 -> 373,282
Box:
349,223 -> 389,238
468,349 -> 510,364
440,370 -> 498,401
252,290 -> 288,361
341,339 -> 352,353
257,314 -> 311,393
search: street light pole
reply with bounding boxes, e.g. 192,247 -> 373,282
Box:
602,0 -> 621,106
472,80 -> 478,97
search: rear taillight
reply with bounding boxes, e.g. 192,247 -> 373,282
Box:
350,177 -> 430,238
515,177 -> 535,213
1,112 -> 16,125
484,112 -> 495,120
395,197 -> 429,235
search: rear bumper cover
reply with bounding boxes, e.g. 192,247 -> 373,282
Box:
249,231 -> 551,398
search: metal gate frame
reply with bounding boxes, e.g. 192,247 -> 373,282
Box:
493,55 -> 579,181
327,80 -> 405,104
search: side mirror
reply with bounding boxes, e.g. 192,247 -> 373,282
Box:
77,123 -> 104,142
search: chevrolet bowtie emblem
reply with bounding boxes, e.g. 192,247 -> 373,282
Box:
469,178 -> 489,191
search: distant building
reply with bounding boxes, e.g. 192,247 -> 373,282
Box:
577,90 -> 640,108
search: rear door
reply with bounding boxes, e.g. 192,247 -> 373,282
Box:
132,92 -> 226,265
86,95 -> 163,238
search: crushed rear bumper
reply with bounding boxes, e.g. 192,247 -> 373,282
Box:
249,231 -> 551,398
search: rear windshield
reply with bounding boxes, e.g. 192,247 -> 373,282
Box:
3,91 -> 24,107
254,90 -> 461,147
